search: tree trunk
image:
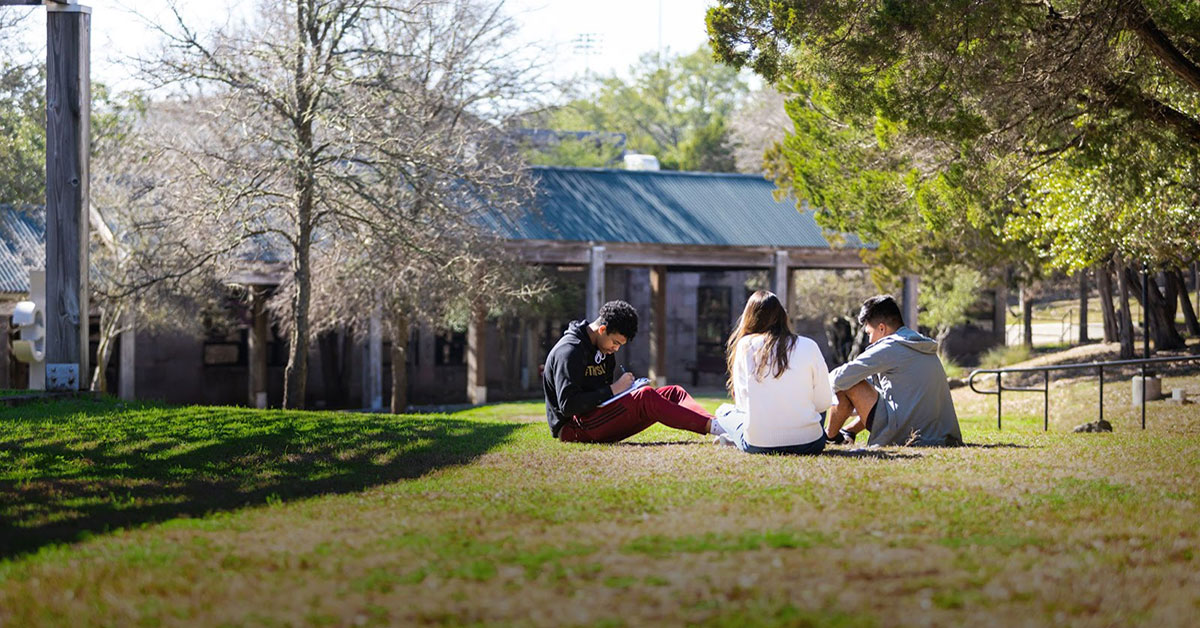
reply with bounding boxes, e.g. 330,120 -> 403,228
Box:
1097,262 -> 1118,343
1163,271 -> 1179,325
1020,285 -> 1033,348
284,48 -> 316,409
1115,257 -> 1135,359
390,312 -> 410,414
90,304 -> 122,393
318,330 -> 347,408
1125,268 -> 1185,351
1169,269 -> 1200,336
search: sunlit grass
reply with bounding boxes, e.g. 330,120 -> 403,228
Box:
1,371 -> 1198,627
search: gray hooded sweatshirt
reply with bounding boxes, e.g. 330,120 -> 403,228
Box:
831,326 -> 962,447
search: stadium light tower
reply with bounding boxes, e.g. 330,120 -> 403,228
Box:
572,32 -> 603,76
1,0 -> 92,390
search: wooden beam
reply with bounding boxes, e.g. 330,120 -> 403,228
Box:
43,7 -> 89,390
649,266 -> 667,386
504,240 -> 868,270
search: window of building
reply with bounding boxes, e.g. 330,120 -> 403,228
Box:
435,329 -> 466,366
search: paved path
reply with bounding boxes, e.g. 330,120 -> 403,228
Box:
1007,322 -> 1107,347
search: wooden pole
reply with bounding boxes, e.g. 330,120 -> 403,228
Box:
993,283 -> 1008,345
649,265 -> 667,385
523,319 -> 539,391
902,275 -> 919,330
247,286 -> 268,408
467,301 -> 487,404
1078,270 -> 1089,343
367,300 -> 383,410
772,251 -> 789,305
586,245 -> 606,318
118,307 -> 135,400
44,4 -> 90,390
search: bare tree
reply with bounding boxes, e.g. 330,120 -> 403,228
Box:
729,86 -> 792,174
136,0 -> 545,408
87,97 -> 229,392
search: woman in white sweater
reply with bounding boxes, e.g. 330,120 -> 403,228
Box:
714,290 -> 832,454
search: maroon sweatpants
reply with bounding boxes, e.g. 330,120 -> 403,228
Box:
558,385 -> 713,443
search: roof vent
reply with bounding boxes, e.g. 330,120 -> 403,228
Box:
623,153 -> 660,171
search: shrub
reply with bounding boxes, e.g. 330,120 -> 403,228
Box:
979,344 -> 1031,369
940,355 -> 965,379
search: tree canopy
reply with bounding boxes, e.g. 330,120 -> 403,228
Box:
526,47 -> 749,171
708,1 -> 1200,272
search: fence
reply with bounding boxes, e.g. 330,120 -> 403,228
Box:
967,355 -> 1200,431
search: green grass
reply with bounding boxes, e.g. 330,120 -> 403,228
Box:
1,371 -> 1199,627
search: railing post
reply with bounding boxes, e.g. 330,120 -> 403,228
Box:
1043,370 -> 1049,431
1141,363 -> 1146,430
1097,365 -> 1103,425
997,372 -> 1002,430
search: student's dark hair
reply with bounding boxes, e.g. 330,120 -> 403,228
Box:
597,300 -> 638,340
858,295 -> 905,329
725,290 -> 796,395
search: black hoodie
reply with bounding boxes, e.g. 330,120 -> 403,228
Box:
543,320 -> 615,437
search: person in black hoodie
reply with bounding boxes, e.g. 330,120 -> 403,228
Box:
543,300 -> 722,443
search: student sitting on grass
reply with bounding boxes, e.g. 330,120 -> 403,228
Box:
542,299 -> 723,443
712,290 -> 832,455
825,295 -> 963,447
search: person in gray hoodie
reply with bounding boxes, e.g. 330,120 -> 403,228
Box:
825,295 -> 963,447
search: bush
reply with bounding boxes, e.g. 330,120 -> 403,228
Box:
979,344 -> 1031,369
940,355 -> 965,379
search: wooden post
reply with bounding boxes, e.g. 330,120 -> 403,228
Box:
902,275 -> 919,330
772,251 -> 789,305
1078,270 -> 1089,343
1020,285 -> 1033,348
993,283 -> 1008,345
523,319 -> 539,391
247,286 -> 268,408
586,245 -> 606,318
367,300 -> 383,410
44,4 -> 90,390
467,301 -> 487,404
649,265 -> 667,386
118,307 -> 135,400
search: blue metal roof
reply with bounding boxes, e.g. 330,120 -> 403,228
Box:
0,205 -> 45,294
486,166 -> 865,249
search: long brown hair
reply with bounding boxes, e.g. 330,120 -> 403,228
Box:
725,290 -> 797,394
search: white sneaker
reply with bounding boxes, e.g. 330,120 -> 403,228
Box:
713,433 -> 737,447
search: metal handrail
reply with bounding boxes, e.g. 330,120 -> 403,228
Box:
967,354 -> 1200,431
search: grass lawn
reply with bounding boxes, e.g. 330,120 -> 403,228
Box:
2,369 -> 1199,627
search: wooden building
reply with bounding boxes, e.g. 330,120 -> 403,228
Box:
1,167 -> 897,407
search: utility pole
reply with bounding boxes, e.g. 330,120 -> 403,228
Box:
2,0 -> 92,390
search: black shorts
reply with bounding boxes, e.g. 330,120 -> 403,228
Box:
864,401 -> 877,431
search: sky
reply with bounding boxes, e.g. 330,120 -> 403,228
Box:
7,0 -> 718,93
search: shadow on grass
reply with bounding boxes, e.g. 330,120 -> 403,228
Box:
959,442 -> 1034,449
0,399 -> 521,560
820,449 -> 923,460
615,440 -> 698,447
